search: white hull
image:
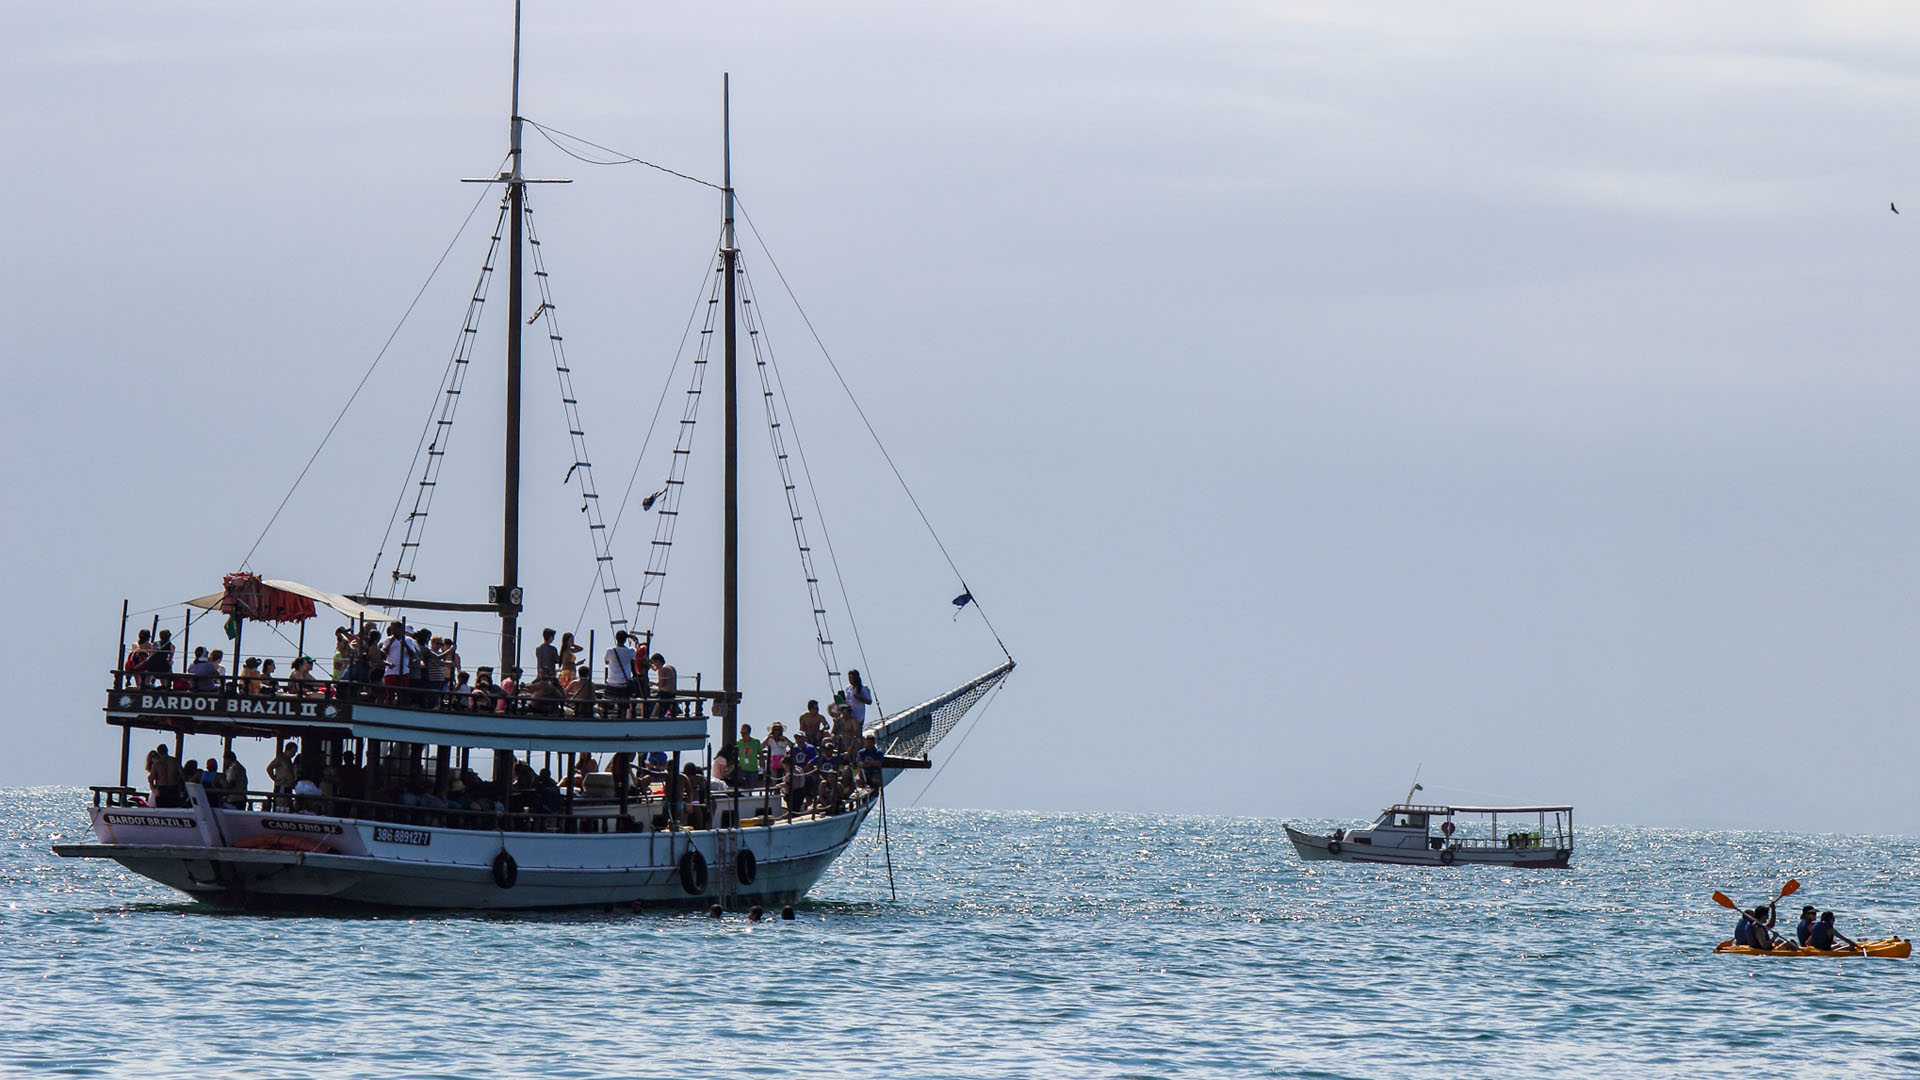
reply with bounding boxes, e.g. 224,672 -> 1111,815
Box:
1284,825 -> 1571,869
59,795 -> 875,910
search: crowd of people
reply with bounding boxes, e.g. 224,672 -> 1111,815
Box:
130,660 -> 889,828
123,623 -> 709,720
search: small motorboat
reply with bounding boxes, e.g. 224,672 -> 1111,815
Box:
1714,938 -> 1910,959
1286,793 -> 1573,868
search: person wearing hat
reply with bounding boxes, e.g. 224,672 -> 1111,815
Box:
1806,911 -> 1859,952
765,722 -> 791,779
1795,905 -> 1819,946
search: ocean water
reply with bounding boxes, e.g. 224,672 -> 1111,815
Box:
2,788 -> 1917,1079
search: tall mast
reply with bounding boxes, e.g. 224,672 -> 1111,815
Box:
721,73 -> 740,750
499,0 -> 526,672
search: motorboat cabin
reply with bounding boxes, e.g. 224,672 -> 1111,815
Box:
1286,801 -> 1573,869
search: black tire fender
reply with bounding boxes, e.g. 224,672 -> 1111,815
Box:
1440,849 -> 1456,866
1326,839 -> 1343,856
492,850 -> 518,889
679,848 -> 709,895
736,848 -> 757,886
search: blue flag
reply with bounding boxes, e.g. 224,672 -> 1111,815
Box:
951,591 -> 972,619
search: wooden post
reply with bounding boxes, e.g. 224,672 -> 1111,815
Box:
720,75 -> 739,752
116,599 -> 129,689
669,751 -> 681,827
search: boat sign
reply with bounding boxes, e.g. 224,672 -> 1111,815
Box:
372,827 -> 431,846
106,690 -> 346,722
262,818 -> 343,835
103,813 -> 196,828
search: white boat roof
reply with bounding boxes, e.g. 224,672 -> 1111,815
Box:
1388,802 -> 1573,814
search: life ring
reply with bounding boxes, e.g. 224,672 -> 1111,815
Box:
736,848 -> 757,886
492,850 -> 518,889
1440,820 -> 1454,837
1326,840 -> 1343,856
1440,849 -> 1456,866
679,849 -> 709,895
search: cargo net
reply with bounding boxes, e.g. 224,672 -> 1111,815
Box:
868,660 -> 1014,759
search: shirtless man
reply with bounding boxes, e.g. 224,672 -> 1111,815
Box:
648,653 -> 677,718
798,699 -> 827,742
830,701 -> 861,744
149,746 -> 185,808
267,741 -> 297,809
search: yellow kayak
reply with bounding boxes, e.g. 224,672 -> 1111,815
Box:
1715,937 -> 1910,959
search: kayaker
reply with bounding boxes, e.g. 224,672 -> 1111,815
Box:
1806,912 -> 1859,952
1735,905 -> 1777,950
1795,905 -> 1818,946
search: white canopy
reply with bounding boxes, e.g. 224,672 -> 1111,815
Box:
183,579 -> 394,624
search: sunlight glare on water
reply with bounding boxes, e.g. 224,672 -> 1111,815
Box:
3,790 -> 1917,1078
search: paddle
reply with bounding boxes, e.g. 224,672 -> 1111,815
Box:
1714,880 -> 1799,948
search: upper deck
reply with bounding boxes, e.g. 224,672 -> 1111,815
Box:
106,673 -> 713,753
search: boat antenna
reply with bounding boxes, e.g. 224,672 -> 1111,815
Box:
720,73 -> 740,750
1404,764 -> 1423,807
498,0 -> 527,671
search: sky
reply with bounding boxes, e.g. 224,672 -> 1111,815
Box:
5,1 -> 1920,832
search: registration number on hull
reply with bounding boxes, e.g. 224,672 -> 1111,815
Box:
372,826 -> 431,846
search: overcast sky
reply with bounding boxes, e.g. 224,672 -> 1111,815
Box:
6,2 -> 1920,832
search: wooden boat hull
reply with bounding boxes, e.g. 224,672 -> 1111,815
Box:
1284,825 -> 1571,869
56,798 -> 873,910
1714,938 -> 1910,959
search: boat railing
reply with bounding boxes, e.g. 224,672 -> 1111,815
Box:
92,781 -> 866,834
109,667 -> 732,722
1442,831 -> 1569,851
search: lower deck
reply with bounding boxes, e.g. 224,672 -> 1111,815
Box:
61,782 -> 880,910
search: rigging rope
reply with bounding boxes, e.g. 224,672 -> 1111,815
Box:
633,258 -> 726,631
238,156 -> 507,573
569,232 -> 725,637
734,197 -> 1011,662
908,675 -> 1010,808
520,117 -> 722,191
519,193 -> 629,631
371,198 -> 512,599
737,259 -> 863,700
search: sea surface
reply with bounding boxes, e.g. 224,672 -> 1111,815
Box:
2,788 -> 1917,1078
